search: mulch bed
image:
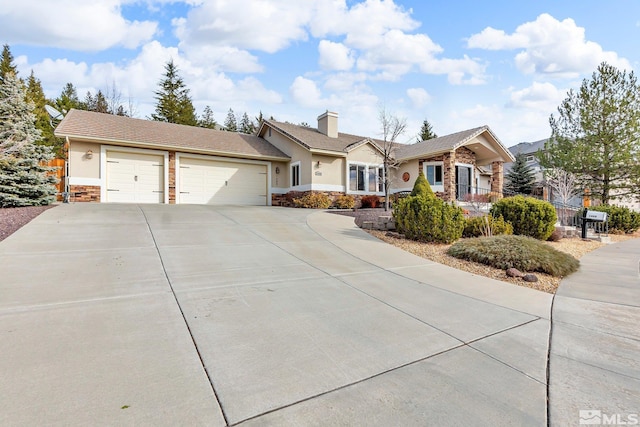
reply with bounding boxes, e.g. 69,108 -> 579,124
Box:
0,205 -> 56,242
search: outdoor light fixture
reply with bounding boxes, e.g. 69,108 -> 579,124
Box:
275,166 -> 280,174
316,161 -> 321,168
85,150 -> 93,159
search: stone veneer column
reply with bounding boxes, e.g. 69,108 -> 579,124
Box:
491,161 -> 504,198
442,151 -> 456,202
168,151 -> 176,204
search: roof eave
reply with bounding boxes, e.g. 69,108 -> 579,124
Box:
58,134 -> 291,162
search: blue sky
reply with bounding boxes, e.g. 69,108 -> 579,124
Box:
3,0 -> 639,146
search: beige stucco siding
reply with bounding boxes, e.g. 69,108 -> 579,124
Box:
311,154 -> 345,188
347,144 -> 384,164
264,129 -> 312,186
271,161 -> 288,190
69,140 -> 101,179
392,159 -> 419,192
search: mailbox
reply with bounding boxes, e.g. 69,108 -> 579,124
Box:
581,209 -> 608,238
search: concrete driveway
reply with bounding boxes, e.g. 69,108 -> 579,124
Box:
0,204 -> 552,426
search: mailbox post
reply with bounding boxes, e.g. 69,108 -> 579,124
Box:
581,209 -> 608,239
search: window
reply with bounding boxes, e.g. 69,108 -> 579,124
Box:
526,155 -> 535,163
425,164 -> 443,185
291,163 -> 300,187
349,164 -> 383,193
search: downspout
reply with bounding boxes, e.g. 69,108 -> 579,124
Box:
63,136 -> 70,203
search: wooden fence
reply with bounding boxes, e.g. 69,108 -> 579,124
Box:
47,158 -> 65,201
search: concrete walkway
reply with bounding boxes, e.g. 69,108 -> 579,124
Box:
549,238 -> 640,426
0,204 -> 554,426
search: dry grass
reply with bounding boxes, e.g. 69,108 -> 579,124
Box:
366,230 -> 638,294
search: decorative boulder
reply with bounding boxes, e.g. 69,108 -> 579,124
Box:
523,274 -> 539,282
506,268 -> 524,278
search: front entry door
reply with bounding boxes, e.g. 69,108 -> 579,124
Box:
455,166 -> 471,200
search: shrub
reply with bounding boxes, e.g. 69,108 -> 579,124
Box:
410,171 -> 434,197
589,205 -> 640,234
394,194 -> 465,244
360,195 -> 380,208
293,192 -> 332,209
463,215 -> 513,238
333,194 -> 355,209
447,235 -> 579,277
490,195 -> 557,240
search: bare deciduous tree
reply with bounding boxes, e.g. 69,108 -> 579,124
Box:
546,168 -> 580,224
378,106 -> 407,211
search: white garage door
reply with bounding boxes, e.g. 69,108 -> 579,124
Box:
106,151 -> 164,203
179,157 -> 267,205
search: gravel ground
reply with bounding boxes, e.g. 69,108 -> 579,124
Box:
333,209 -> 638,294
0,205 -> 56,242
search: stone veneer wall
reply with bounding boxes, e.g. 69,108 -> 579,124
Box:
168,151 -> 176,204
491,161 -> 504,197
69,185 -> 100,202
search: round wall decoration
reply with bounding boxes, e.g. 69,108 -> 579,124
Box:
402,172 -> 410,182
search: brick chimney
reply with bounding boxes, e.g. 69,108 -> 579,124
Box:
317,111 -> 338,138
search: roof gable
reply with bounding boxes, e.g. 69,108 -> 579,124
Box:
55,109 -> 289,161
395,125 -> 515,164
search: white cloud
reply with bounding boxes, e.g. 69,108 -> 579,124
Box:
318,40 -> 354,71
289,76 -> 327,109
406,88 -> 431,108
173,0 -> 313,54
468,13 -> 632,77
507,81 -> 566,110
1,0 -> 157,51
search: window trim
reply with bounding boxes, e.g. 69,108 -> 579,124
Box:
347,162 -> 385,195
290,161 -> 301,187
423,162 -> 444,186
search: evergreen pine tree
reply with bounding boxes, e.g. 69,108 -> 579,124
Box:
55,83 -> 81,113
26,71 -> 62,155
0,72 -> 57,207
198,105 -> 217,129
239,112 -> 255,134
504,153 -> 536,195
416,118 -> 437,142
224,108 -> 237,132
0,44 -> 17,84
151,59 -> 197,126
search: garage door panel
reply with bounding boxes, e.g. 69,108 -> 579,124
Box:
179,158 -> 267,205
106,151 -> 164,203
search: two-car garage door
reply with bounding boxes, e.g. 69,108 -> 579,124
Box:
105,150 -> 268,205
179,157 -> 267,205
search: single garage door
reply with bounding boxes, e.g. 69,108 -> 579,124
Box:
179,157 -> 267,205
106,151 -> 164,203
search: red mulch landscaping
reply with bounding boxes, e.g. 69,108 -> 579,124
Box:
0,205 -> 56,242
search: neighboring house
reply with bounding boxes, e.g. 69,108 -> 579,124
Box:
504,138 -> 546,184
54,109 -> 514,205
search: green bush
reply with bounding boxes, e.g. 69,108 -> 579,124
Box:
490,195 -> 557,240
394,194 -> 464,244
333,194 -> 355,209
410,170 -> 434,197
463,215 -> 513,238
447,235 -> 579,277
360,195 -> 380,208
589,205 -> 640,234
293,192 -> 332,209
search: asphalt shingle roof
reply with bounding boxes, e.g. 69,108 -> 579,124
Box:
395,126 -> 488,160
264,120 -> 382,153
55,109 -> 289,160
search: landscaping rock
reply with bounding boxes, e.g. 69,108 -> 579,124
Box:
523,274 -> 539,282
506,268 -> 524,278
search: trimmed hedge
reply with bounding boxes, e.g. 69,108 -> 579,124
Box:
463,214 -> 513,238
589,205 -> 640,234
394,196 -> 464,244
447,235 -> 579,277
333,194 -> 355,209
490,195 -> 557,240
293,192 -> 332,209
